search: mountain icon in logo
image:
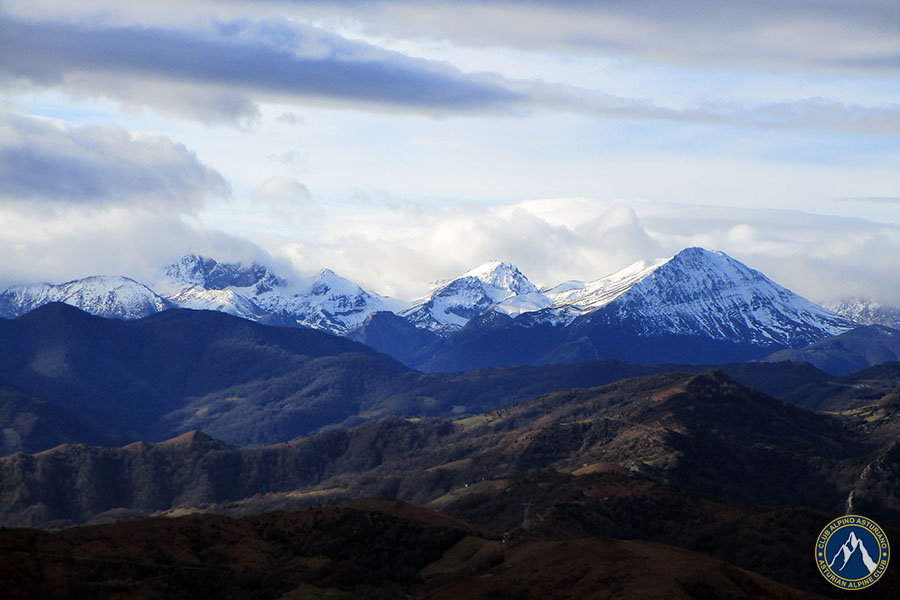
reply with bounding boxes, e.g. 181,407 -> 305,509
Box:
828,531 -> 878,575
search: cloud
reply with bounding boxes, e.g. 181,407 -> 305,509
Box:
836,196 -> 900,204
0,111 -> 229,210
525,83 -> 900,135
271,196 -> 900,306
0,13 -> 522,122
359,0 -> 900,76
3,178 -> 897,309
0,207 -> 271,290
600,202 -> 900,306
7,2 -> 896,78
0,110 -> 262,290
276,112 -> 305,125
2,10 -> 896,134
252,176 -> 314,208
267,150 -> 309,172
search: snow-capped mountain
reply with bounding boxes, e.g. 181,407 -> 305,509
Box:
252,268 -> 405,334
578,247 -> 855,346
166,286 -> 267,321
160,254 -> 285,295
826,298 -> 900,331
159,255 -> 403,335
539,258 -> 670,325
0,248 -> 863,370
401,261 -> 545,333
0,276 -> 171,320
0,255 -> 403,336
405,248 -> 854,347
403,247 -> 859,371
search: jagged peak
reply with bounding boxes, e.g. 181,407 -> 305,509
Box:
454,260 -> 537,295
163,254 -> 286,291
463,260 -> 516,277
307,267 -> 370,298
464,259 -> 520,276
312,268 -> 361,289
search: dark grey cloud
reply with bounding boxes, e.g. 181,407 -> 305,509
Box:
0,111 -> 229,209
1,8 -> 896,134
0,13 -> 522,121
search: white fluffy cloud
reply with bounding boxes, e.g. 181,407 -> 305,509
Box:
2,183 -> 897,308
252,176 -> 313,207
271,197 -> 900,306
0,207 -> 269,289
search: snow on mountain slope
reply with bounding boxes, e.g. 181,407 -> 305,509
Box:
252,268 -> 405,334
1,249 -> 859,353
0,276 -> 171,319
401,261 -> 544,333
157,254 -> 285,296
160,256 -> 402,335
545,258 -> 669,314
826,298 -> 900,330
586,247 -> 855,346
166,286 -> 265,320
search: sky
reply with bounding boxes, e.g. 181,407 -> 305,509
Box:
0,0 -> 898,304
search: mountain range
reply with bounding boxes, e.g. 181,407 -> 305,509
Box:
1,247 -> 878,370
827,298 -> 900,331
4,367 -> 900,596
2,294 -> 900,597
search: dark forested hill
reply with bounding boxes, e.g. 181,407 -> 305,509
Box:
0,303 -> 410,446
763,325 -> 900,375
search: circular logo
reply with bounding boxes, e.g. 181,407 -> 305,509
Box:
816,515 -> 890,590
